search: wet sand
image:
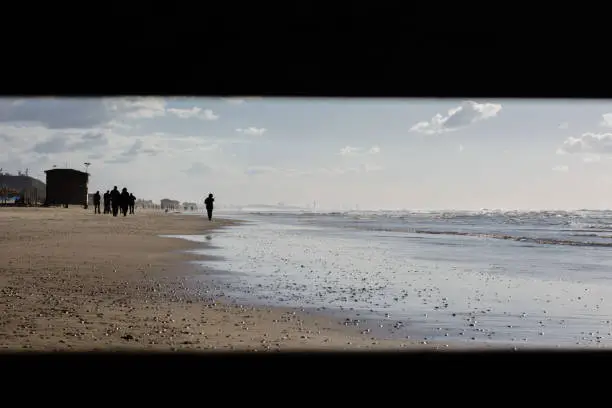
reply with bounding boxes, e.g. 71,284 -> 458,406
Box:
0,207 -> 483,352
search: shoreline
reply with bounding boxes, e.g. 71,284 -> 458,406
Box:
0,207 -> 497,351
169,216 -> 560,351
166,227 -> 519,351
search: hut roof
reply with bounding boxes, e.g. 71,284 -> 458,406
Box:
44,168 -> 88,176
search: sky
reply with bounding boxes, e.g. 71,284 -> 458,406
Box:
2,97 -> 612,210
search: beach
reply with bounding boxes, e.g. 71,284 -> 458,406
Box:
188,209 -> 612,349
0,207 -> 456,352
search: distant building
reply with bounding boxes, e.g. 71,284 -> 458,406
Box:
0,174 -> 46,205
44,168 -> 89,207
160,198 -> 180,210
135,199 -> 157,209
18,186 -> 44,206
182,202 -> 198,211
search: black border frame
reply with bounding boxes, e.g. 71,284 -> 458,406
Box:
1,5 -> 611,397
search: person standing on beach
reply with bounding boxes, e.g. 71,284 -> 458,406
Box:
93,191 -> 101,214
129,193 -> 136,214
110,186 -> 120,217
120,188 -> 130,217
204,193 -> 214,221
103,190 -> 110,214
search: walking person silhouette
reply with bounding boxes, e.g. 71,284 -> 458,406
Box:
103,190 -> 110,214
110,186 -> 120,217
129,193 -> 136,214
204,193 -> 215,221
120,188 -> 130,217
93,191 -> 101,214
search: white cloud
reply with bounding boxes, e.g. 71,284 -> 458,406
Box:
236,127 -> 267,136
0,119 -> 228,175
552,165 -> 569,172
30,131 -> 110,154
107,120 -> 134,130
558,122 -> 569,130
410,101 -> 502,135
601,114 -> 612,128
222,98 -> 245,105
339,146 -> 360,156
245,165 -> 277,175
222,97 -> 262,105
0,97 -> 170,130
0,99 -> 107,129
167,107 -> 219,120
105,139 -> 145,164
583,155 -> 601,163
557,133 -> 612,155
108,97 -> 167,119
339,145 -> 381,156
459,144 -> 464,152
0,97 -> 222,130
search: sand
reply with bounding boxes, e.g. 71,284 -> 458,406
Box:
0,207 -> 473,352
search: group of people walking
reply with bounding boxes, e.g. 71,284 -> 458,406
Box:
92,186 -> 136,217
92,189 -> 215,220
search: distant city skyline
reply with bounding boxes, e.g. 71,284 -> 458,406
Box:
3,97 -> 612,210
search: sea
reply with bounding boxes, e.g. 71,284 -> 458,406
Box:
170,209 -> 612,349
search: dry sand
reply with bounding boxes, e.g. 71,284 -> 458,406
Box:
0,207 -> 472,352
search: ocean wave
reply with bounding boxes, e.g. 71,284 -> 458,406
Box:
571,233 -> 612,239
335,224 -> 612,247
246,208 -> 612,219
246,210 -> 612,230
244,209 -> 612,247
409,230 -> 612,247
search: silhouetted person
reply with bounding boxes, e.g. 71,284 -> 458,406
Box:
129,193 -> 136,214
103,190 -> 110,214
204,193 -> 214,221
110,186 -> 120,217
120,188 -> 130,217
93,191 -> 101,214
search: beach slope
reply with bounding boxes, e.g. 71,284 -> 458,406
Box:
0,207 -> 448,351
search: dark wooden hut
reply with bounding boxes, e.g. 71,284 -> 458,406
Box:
44,168 -> 89,207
